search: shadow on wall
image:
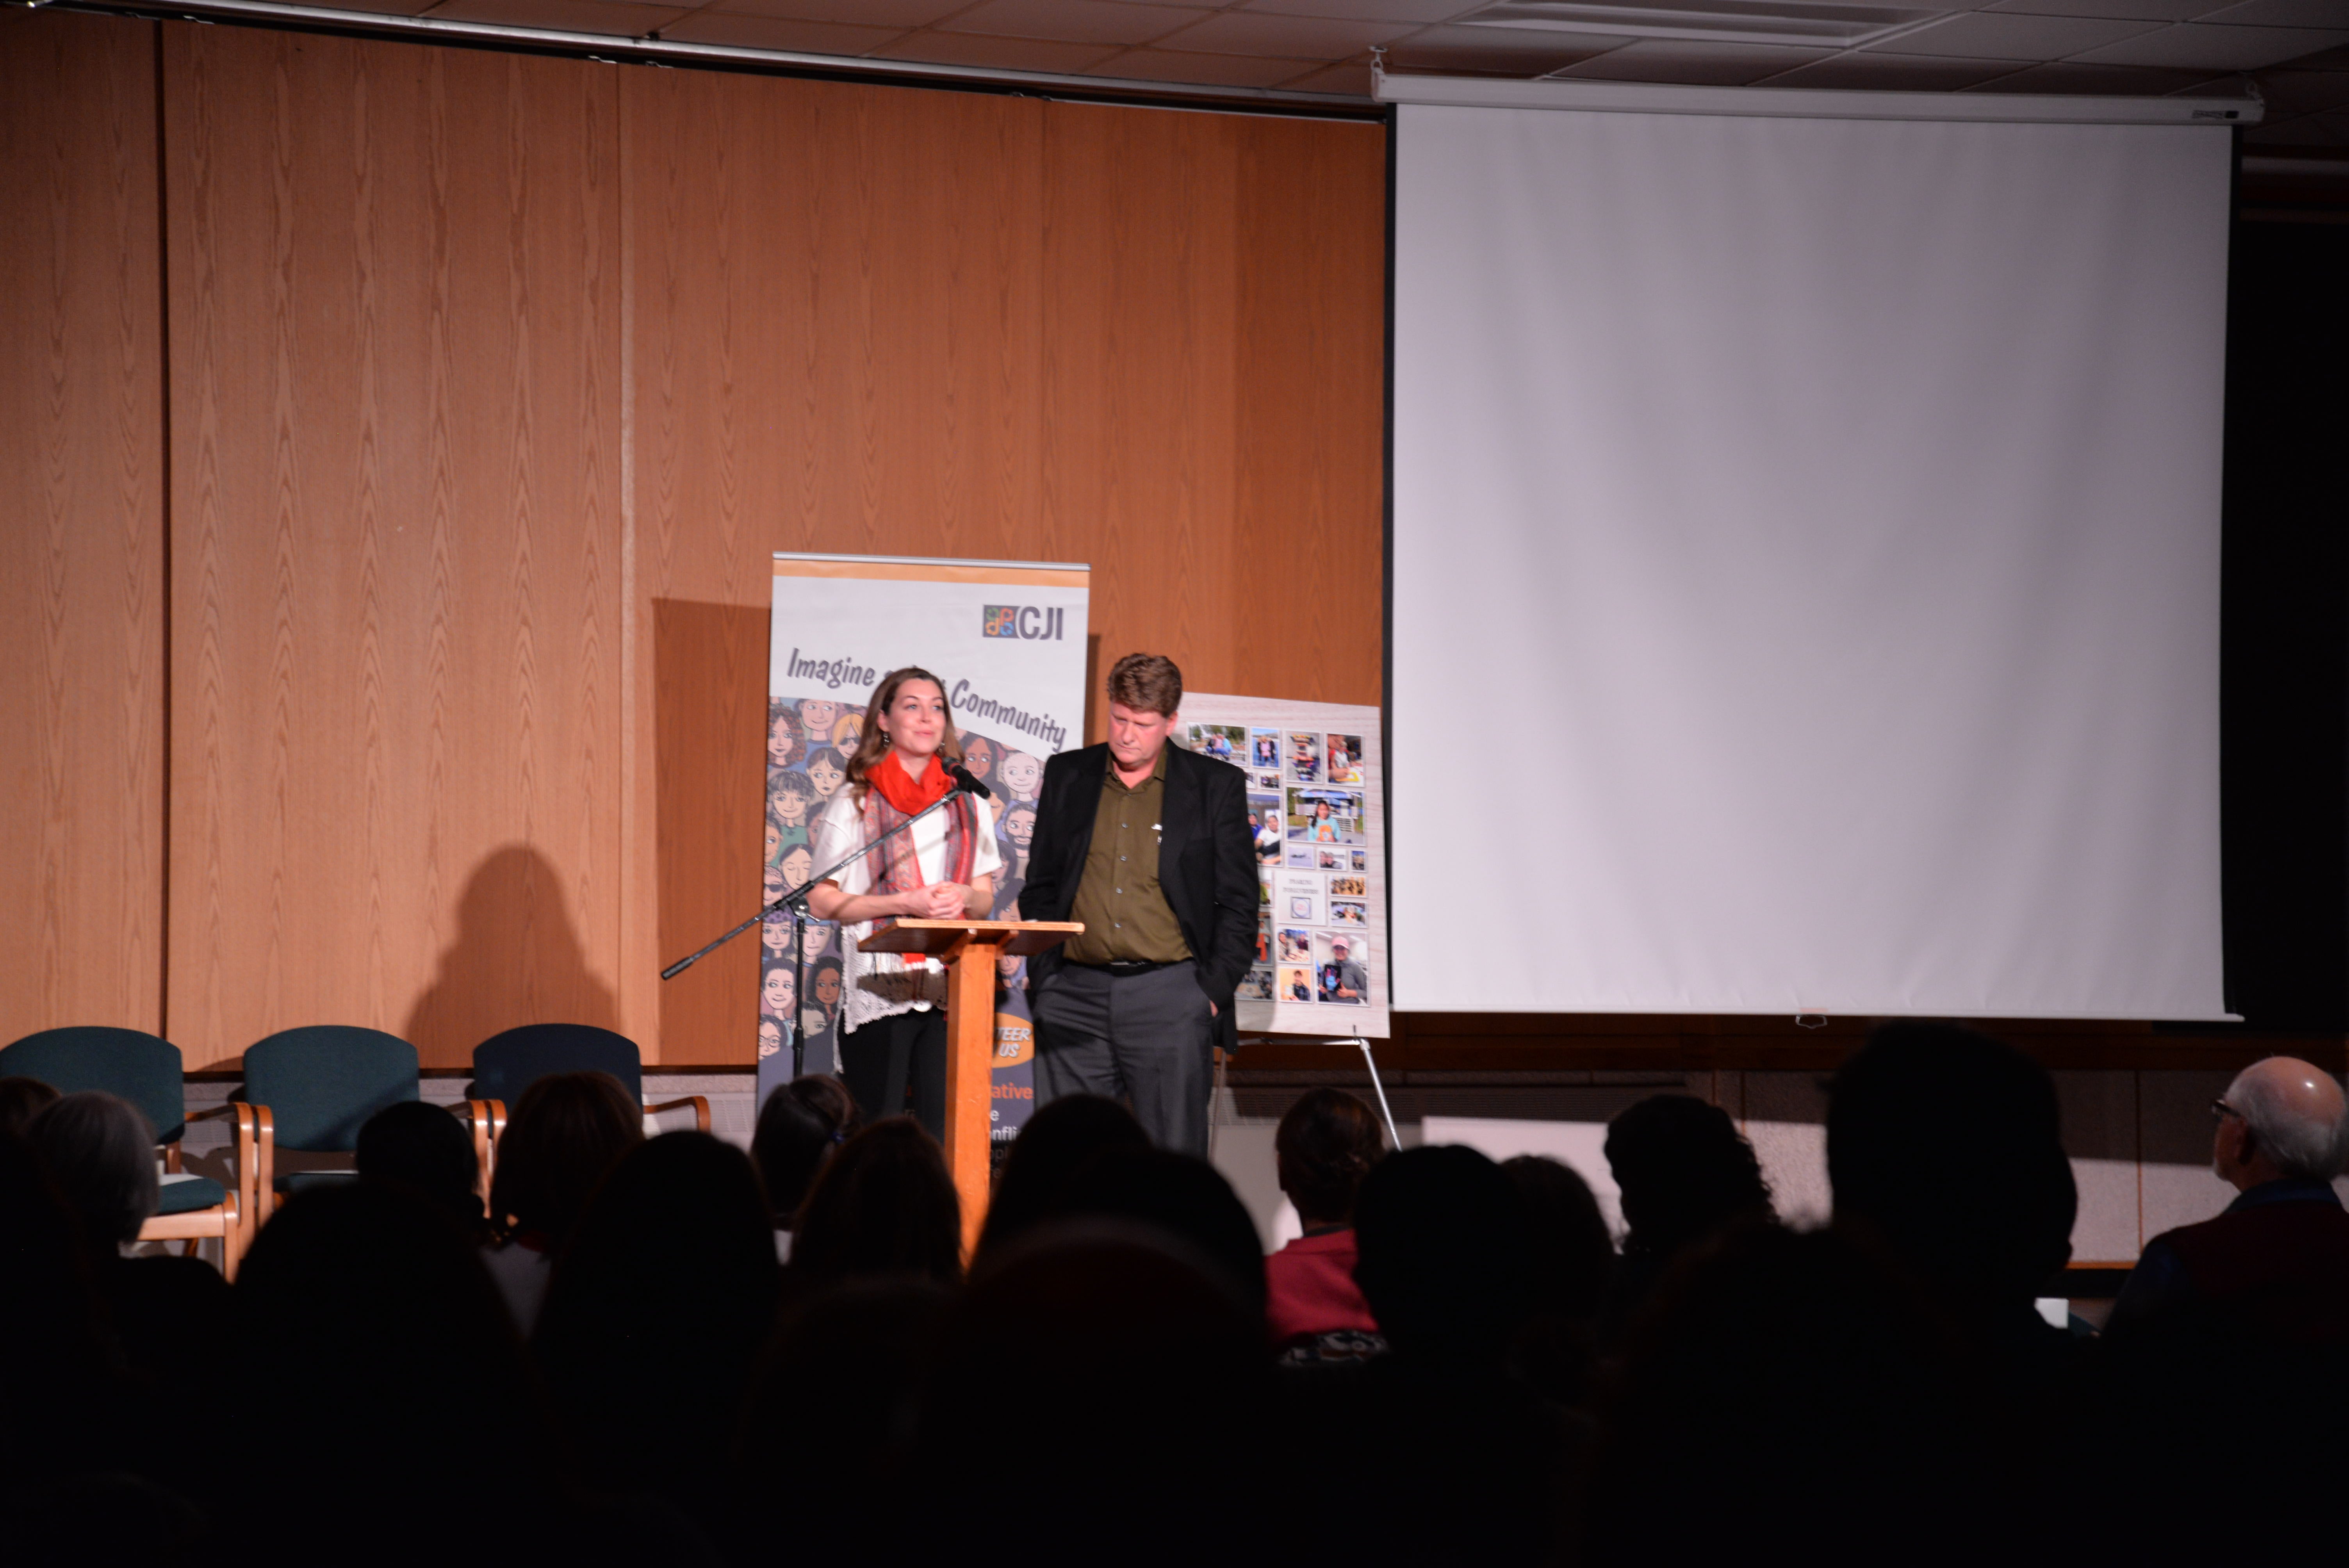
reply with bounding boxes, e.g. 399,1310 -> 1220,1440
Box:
403,845 -> 618,1065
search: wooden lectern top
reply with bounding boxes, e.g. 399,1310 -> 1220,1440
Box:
857,918 -> 1082,958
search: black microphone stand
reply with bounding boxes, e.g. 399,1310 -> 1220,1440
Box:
660,784 -> 973,1076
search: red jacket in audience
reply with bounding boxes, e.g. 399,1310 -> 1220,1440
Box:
1264,1226 -> 1379,1345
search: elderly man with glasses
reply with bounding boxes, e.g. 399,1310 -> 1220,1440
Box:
2106,1056 -> 2349,1342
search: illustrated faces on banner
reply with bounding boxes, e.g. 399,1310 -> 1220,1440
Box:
998,750 -> 1043,803
760,965 -> 796,1020
769,710 -> 801,771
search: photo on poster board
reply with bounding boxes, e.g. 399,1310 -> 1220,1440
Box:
1247,793 -> 1285,866
1187,723 -> 1245,764
1287,787 -> 1365,846
1286,732 -> 1322,785
1326,734 -> 1364,786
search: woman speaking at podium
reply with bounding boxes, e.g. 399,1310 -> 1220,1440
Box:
806,667 -> 1001,1141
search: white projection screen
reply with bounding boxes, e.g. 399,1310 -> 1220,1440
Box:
1390,93 -> 2236,1020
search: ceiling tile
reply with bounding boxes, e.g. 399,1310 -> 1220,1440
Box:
1866,12 -> 2165,58
938,0 -> 1207,45
1552,37 -> 1835,82
1971,57 -> 2228,85
1985,0 -> 2229,20
710,0 -> 966,23
654,11 -> 905,48
1082,45 -> 1327,82
1158,11 -> 1417,55
2073,20 -> 2349,64
2192,0 -> 2349,26
1281,60 -> 1381,91
1243,0 -> 1472,20
1756,49 -> 2026,86
426,0 -> 691,32
870,28 -> 1126,67
2243,105 -> 2349,137
1384,22 -> 1635,73
2253,65 -> 2349,110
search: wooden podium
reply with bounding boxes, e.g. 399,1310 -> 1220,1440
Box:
858,917 -> 1081,1254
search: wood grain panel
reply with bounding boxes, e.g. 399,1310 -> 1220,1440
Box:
1042,102 -> 1244,712
1232,115 -> 1388,708
626,72 -> 1051,1061
0,9 -> 168,1044
164,25 -> 622,1067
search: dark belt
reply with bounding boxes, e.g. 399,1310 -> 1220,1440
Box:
1082,958 -> 1186,978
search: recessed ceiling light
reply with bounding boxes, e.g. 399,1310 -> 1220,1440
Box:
1456,0 -> 1944,49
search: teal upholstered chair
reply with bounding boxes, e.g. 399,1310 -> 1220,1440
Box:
239,1025 -> 435,1228
0,1025 -> 258,1277
465,1023 -> 708,1196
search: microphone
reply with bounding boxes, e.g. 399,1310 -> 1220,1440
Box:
945,760 -> 994,800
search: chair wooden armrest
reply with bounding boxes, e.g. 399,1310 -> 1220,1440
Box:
141,1193 -> 242,1279
646,1096 -> 711,1134
185,1101 -> 260,1271
241,1103 -> 277,1227
459,1099 -> 506,1200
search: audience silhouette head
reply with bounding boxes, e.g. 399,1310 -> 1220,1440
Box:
791,1115 -> 963,1288
27,1091 -> 159,1253
974,1091 -> 1147,1261
487,1069 -> 642,1247
1829,1020 -> 2075,1308
2211,1053 -> 2347,1190
1352,1144 -> 1533,1371
356,1099 -> 483,1237
1275,1086 -> 1384,1228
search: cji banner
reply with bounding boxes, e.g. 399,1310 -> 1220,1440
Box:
756,553 -> 1091,1139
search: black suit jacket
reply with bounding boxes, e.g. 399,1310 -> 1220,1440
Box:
1021,740 -> 1258,1052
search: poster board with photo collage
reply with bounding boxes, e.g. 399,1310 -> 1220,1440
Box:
1177,693 -> 1388,1038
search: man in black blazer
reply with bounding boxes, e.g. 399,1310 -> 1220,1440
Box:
1020,654 -> 1256,1155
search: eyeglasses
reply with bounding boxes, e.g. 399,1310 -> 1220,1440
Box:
2210,1099 -> 2244,1124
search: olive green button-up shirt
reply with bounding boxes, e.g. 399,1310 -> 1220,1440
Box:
1061,746 -> 1191,967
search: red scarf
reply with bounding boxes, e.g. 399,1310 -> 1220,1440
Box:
866,750 -> 956,814
860,751 -> 976,902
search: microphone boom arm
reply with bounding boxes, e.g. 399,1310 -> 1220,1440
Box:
658,788 -> 966,982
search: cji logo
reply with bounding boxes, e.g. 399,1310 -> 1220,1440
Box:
982,605 -> 1067,641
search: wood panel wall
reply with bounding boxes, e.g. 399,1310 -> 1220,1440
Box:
627,77 -> 1385,1063
162,27 -> 624,1066
0,10 -> 168,1044
0,11 -> 1385,1066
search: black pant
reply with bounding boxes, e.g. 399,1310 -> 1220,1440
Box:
837,1006 -> 947,1142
